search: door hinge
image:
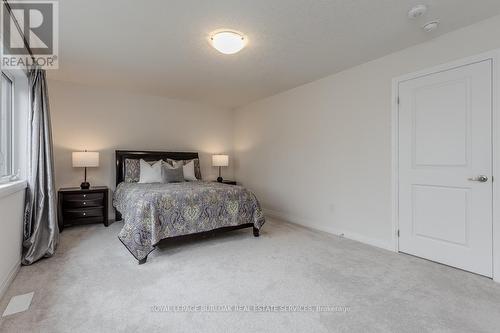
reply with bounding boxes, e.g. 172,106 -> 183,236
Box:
397,229 -> 400,237
397,96 -> 400,105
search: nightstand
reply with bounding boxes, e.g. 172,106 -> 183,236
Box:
214,180 -> 237,185
58,186 -> 109,231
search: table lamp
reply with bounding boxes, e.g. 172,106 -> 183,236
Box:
72,151 -> 99,189
212,154 -> 229,182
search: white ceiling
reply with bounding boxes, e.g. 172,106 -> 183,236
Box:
49,0 -> 500,108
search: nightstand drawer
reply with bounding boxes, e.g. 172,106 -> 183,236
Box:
63,197 -> 103,208
63,207 -> 104,220
64,193 -> 104,201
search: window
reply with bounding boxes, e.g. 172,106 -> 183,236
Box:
0,72 -> 13,179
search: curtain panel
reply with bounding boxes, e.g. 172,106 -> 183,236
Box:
22,68 -> 59,265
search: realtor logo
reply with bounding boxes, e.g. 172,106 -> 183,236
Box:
1,1 -> 58,69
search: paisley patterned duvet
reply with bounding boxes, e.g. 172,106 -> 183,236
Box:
113,181 -> 265,260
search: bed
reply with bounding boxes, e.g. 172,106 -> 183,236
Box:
113,150 -> 265,264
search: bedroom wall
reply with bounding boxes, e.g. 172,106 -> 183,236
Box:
0,70 -> 29,300
233,14 -> 500,250
49,80 -> 235,218
0,189 -> 24,299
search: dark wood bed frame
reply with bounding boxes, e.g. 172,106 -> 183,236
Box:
115,150 -> 259,264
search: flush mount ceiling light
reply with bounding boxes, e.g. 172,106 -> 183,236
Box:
408,4 -> 427,19
210,31 -> 246,55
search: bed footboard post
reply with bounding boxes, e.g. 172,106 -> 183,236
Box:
115,209 -> 122,222
253,227 -> 260,237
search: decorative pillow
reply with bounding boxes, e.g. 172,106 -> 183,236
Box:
163,166 -> 184,183
182,161 -> 197,181
138,159 -> 163,183
167,158 -> 201,180
124,159 -> 140,182
166,160 -> 197,181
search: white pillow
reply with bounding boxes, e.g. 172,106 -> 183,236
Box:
182,161 -> 197,181
171,160 -> 197,181
138,159 -> 162,183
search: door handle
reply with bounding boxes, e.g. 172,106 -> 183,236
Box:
468,175 -> 488,182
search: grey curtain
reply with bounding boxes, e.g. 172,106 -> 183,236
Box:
22,68 -> 59,265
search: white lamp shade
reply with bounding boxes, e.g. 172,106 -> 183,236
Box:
72,152 -> 99,168
212,155 -> 229,167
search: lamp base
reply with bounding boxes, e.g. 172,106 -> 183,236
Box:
217,177 -> 223,183
80,182 -> 90,190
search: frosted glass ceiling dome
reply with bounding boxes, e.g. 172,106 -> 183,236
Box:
210,31 -> 246,55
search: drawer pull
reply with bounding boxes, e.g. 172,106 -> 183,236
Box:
83,194 -> 87,198
83,212 -> 86,216
83,202 -> 87,205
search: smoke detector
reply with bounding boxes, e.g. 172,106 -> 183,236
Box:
408,4 -> 427,19
422,20 -> 440,32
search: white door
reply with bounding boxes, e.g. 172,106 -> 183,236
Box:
398,60 -> 493,277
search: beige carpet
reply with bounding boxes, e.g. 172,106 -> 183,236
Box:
1,218 -> 500,332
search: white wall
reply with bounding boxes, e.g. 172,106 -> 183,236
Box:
49,80 -> 234,218
234,14 -> 500,250
0,70 -> 29,299
0,189 -> 24,299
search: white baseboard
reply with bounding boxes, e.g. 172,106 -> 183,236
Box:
264,208 -> 395,252
0,260 -> 21,301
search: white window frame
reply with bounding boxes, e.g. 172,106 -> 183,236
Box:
0,68 -> 28,199
0,70 -> 15,182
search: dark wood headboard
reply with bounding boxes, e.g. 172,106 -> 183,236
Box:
115,150 -> 199,187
